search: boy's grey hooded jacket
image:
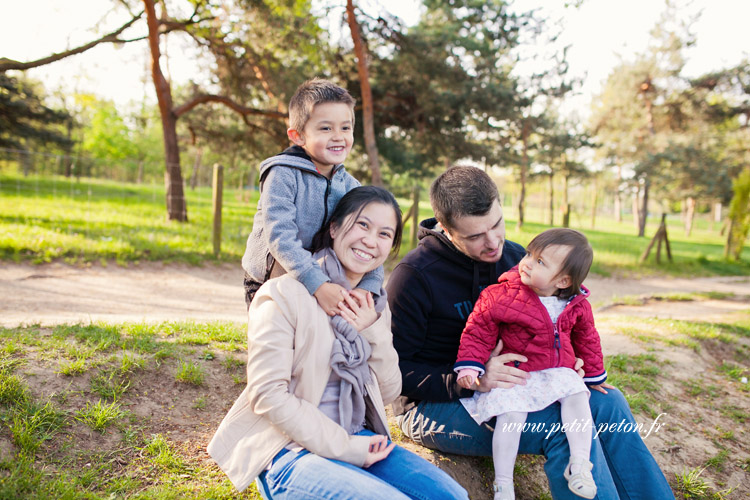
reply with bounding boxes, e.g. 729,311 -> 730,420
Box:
241,146 -> 382,296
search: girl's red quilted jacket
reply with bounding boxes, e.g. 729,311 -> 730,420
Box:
454,267 -> 607,384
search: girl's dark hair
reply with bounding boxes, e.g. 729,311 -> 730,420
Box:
312,186 -> 403,255
526,228 -> 593,299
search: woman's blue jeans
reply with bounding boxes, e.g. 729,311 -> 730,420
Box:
256,429 -> 469,500
396,387 -> 674,500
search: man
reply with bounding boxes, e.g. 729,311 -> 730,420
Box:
387,166 -> 673,499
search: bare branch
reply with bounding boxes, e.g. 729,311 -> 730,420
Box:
0,12 -> 144,72
173,94 -> 286,121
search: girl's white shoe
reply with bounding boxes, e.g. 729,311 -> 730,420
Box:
493,481 -> 515,500
563,456 -> 597,499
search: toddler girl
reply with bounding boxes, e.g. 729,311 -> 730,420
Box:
454,228 -> 608,500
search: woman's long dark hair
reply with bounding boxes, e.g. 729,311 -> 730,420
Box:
312,186 -> 403,255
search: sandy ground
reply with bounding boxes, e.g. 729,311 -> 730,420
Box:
1,262 -> 748,327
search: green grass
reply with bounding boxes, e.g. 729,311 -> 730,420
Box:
75,399 -> 126,432
11,400 -> 67,456
600,314 -> 750,355
143,434 -> 190,473
674,467 -> 710,498
704,449 -> 730,472
57,358 -> 87,376
3,172 -> 750,276
604,354 -> 663,417
0,173 -> 254,264
175,361 -> 205,386
0,321 -> 260,498
90,368 -> 131,400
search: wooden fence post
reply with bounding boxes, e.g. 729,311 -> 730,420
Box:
212,163 -> 223,258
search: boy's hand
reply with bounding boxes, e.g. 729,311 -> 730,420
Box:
314,282 -> 348,316
457,368 -> 480,389
339,289 -> 377,331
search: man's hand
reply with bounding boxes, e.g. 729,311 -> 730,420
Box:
589,382 -> 616,394
314,282 -> 347,316
476,353 -> 529,392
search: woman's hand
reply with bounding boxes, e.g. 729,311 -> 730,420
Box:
363,434 -> 395,467
338,289 -> 377,331
314,282 -> 348,316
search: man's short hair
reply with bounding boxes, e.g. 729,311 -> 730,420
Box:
288,78 -> 355,133
430,166 -> 499,232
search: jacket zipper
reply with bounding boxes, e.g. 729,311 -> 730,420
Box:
553,322 -> 561,367
323,176 -> 331,225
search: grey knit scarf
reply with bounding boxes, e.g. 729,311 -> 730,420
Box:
314,247 -> 387,434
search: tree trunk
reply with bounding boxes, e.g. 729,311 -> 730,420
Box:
684,196 -> 696,237
632,185 -> 641,233
190,148 -> 202,190
712,201 -> 722,231
346,0 -> 382,187
548,174 -> 554,226
638,177 -> 649,237
590,176 -> 598,229
64,118 -> 74,177
517,121 -> 530,230
562,173 -> 570,228
614,164 -> 622,223
21,149 -> 32,177
144,0 -> 187,221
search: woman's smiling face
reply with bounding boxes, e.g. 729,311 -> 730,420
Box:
330,202 -> 397,288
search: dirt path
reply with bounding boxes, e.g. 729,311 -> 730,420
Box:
1,262 -> 749,327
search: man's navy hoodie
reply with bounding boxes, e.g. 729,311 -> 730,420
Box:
386,217 -> 526,416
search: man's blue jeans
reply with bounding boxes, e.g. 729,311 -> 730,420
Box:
256,429 -> 469,500
396,388 -> 674,500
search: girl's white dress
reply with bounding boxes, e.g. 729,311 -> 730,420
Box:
460,295 -> 589,425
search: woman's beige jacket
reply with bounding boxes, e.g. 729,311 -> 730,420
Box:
207,276 -> 402,491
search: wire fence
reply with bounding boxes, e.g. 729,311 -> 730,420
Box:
0,146 -> 170,185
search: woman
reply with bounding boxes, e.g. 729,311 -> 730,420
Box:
208,186 -> 468,500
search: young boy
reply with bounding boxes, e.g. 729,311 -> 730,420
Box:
242,78 -> 382,313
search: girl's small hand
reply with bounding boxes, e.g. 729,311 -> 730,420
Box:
574,357 -> 585,377
589,382 -> 615,394
456,369 -> 480,389
363,434 -> 395,467
338,289 -> 377,331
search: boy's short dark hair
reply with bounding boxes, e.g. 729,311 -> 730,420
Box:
430,166 -> 499,232
288,78 -> 355,132
526,228 -> 594,299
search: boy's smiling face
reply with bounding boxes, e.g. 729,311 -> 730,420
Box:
287,102 -> 354,176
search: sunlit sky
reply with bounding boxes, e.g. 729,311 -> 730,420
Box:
2,0 -> 748,115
